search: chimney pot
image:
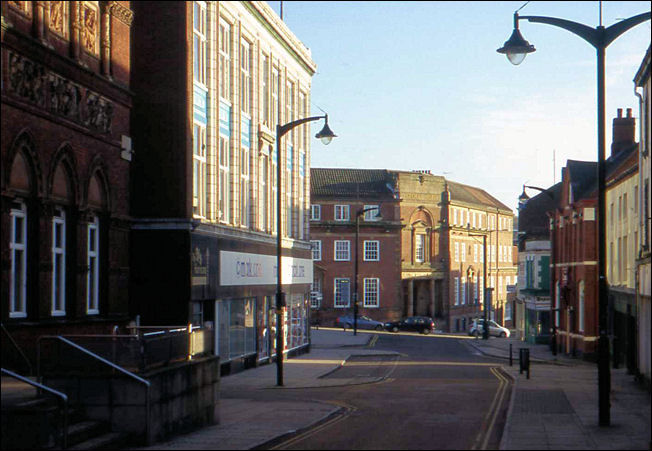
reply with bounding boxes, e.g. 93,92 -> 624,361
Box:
627,108 -> 632,118
618,108 -> 623,118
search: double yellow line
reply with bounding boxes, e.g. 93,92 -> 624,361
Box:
471,367 -> 511,450
269,400 -> 357,450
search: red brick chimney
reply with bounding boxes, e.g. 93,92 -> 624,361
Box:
611,108 -> 636,157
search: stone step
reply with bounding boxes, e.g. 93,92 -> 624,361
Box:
67,420 -> 109,448
67,431 -> 131,450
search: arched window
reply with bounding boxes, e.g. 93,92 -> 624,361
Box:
87,215 -> 100,314
86,171 -> 107,315
50,161 -> 74,317
9,201 -> 28,318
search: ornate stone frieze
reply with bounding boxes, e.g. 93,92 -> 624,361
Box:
48,1 -> 67,37
7,52 -> 47,107
8,1 -> 33,18
85,92 -> 113,134
108,1 -> 133,26
81,3 -> 99,54
6,52 -> 114,135
49,73 -> 82,120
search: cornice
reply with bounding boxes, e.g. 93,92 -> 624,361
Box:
243,1 -> 317,75
108,2 -> 134,27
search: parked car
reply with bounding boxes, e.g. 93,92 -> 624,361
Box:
385,316 -> 436,334
335,315 -> 385,331
468,319 -> 510,338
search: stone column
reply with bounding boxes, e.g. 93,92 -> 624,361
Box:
71,1 -> 81,61
430,278 -> 436,318
101,3 -> 111,77
35,1 -> 46,41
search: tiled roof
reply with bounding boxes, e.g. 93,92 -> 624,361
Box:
446,180 -> 512,213
311,168 -> 398,199
518,182 -> 562,238
567,159 -> 597,201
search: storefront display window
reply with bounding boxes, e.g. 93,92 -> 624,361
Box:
216,298 -> 257,362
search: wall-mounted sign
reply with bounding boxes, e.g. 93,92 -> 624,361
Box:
220,251 -> 313,286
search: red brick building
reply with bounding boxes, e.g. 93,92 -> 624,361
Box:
552,160 -> 599,358
1,1 -> 134,370
310,168 -> 518,333
309,169 -> 402,326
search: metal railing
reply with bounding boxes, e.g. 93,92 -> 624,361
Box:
36,336 -> 151,442
1,322 -> 33,376
2,367 -> 68,449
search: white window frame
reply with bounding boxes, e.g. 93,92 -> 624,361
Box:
454,242 -> 459,262
363,278 -> 380,307
364,240 -> 380,261
193,123 -> 207,219
363,204 -> 380,221
10,202 -> 27,318
454,277 -> 460,305
219,135 -> 230,223
51,208 -> 66,317
334,240 -> 350,261
87,215 -> 100,315
334,278 -> 350,308
311,273 -> 322,308
461,277 -> 466,305
415,234 -> 425,263
239,39 -> 251,114
461,242 -> 466,262
240,146 -> 249,227
311,240 -> 322,261
334,205 -> 350,221
193,1 -> 207,87
218,19 -> 231,101
310,204 -> 321,221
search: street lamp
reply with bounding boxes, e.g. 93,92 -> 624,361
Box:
353,206 -> 382,336
467,225 -> 489,339
498,5 -> 650,426
520,185 -> 557,356
275,114 -> 336,386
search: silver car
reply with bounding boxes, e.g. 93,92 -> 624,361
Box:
468,319 -> 510,338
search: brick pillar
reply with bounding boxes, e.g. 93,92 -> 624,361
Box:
407,279 -> 414,317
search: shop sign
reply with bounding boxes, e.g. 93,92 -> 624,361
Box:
220,251 -> 313,286
191,246 -> 210,286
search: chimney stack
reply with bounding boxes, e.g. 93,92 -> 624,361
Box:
611,108 -> 636,157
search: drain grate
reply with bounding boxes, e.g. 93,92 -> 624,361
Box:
320,355 -> 399,379
512,388 -> 574,414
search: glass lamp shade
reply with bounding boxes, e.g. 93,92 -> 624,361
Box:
315,120 -> 337,145
507,51 -> 527,65
497,28 -> 535,66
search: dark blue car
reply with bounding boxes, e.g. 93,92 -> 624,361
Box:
335,315 -> 385,331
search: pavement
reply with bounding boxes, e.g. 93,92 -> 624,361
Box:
131,329 -> 648,449
466,333 -> 652,450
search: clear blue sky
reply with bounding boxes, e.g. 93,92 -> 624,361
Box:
270,1 -> 651,213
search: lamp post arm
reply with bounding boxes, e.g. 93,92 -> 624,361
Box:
524,185 -> 555,200
278,115 -> 327,138
603,12 -> 651,47
519,12 -> 651,49
519,15 -> 600,48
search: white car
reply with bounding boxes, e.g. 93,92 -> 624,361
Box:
468,319 -> 510,338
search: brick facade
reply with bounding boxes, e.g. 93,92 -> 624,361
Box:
310,168 -> 518,333
1,1 -> 134,369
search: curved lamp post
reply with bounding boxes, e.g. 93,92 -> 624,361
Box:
498,6 -> 651,427
276,115 -> 336,386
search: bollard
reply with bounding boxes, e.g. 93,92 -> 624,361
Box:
509,343 -> 513,366
523,348 -> 530,379
519,348 -> 524,374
